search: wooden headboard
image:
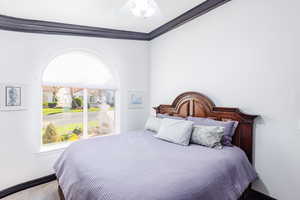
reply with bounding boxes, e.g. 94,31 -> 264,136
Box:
154,92 -> 258,163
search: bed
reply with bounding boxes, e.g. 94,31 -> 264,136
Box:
54,92 -> 258,200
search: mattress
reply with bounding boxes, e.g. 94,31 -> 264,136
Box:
54,130 -> 257,200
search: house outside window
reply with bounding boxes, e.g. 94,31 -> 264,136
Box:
42,51 -> 117,146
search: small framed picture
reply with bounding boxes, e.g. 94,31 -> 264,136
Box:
128,90 -> 145,109
6,86 -> 21,106
0,84 -> 26,111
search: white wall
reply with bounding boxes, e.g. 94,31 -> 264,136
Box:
0,30 -> 149,190
1,1 -> 300,199
150,0 -> 300,199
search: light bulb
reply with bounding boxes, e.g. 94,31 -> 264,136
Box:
128,0 -> 157,18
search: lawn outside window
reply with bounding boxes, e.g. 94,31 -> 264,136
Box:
42,86 -> 116,146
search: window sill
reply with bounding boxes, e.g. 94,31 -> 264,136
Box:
38,142 -> 72,155
37,133 -> 119,155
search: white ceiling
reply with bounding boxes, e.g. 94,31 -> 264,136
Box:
0,0 -> 206,33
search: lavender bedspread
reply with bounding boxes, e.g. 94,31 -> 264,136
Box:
54,131 -> 257,200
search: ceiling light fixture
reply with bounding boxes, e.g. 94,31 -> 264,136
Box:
127,0 -> 159,18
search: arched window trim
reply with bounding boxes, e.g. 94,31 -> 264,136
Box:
41,50 -> 118,148
43,51 -> 118,89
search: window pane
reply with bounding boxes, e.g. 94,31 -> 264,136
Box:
88,89 -> 115,137
42,86 -> 84,145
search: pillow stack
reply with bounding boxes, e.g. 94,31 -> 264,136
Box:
144,115 -> 238,149
187,117 -> 238,146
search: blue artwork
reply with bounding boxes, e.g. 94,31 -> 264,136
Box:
130,94 -> 143,105
129,91 -> 144,108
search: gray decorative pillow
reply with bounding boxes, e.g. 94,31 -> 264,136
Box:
191,125 -> 225,149
155,118 -> 194,146
156,114 -> 186,120
187,117 -> 238,146
145,116 -> 162,132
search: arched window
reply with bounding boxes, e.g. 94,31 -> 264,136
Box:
42,51 -> 117,146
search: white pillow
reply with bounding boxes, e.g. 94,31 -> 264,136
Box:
145,116 -> 162,132
155,118 -> 194,146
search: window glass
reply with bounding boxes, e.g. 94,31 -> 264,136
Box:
42,86 -> 83,145
88,89 -> 115,137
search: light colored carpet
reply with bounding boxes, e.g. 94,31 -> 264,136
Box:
3,181 -> 59,200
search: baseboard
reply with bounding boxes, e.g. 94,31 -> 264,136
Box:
0,174 -> 56,199
249,189 -> 277,200
0,175 -> 276,200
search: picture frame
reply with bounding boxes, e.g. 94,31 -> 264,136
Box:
0,83 -> 27,111
128,90 -> 145,109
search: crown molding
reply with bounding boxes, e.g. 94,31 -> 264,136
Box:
149,0 -> 231,39
0,0 -> 230,41
0,14 -> 150,40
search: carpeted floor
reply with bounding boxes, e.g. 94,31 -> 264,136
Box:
2,181 -> 270,200
2,182 -> 59,200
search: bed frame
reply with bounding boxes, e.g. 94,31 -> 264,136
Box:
154,92 -> 258,163
58,91 -> 258,200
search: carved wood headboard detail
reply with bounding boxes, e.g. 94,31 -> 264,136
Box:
153,92 -> 258,163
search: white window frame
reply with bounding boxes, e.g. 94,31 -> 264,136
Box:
83,88 -> 89,138
41,86 -> 117,151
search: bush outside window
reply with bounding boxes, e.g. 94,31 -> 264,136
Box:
42,86 -> 115,145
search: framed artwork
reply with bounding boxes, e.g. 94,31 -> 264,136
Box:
128,90 -> 144,109
6,86 -> 21,106
0,84 -> 26,111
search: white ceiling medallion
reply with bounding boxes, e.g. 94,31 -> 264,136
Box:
126,0 -> 159,18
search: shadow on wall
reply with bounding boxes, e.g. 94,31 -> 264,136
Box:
252,116 -> 271,196
253,179 -> 271,197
